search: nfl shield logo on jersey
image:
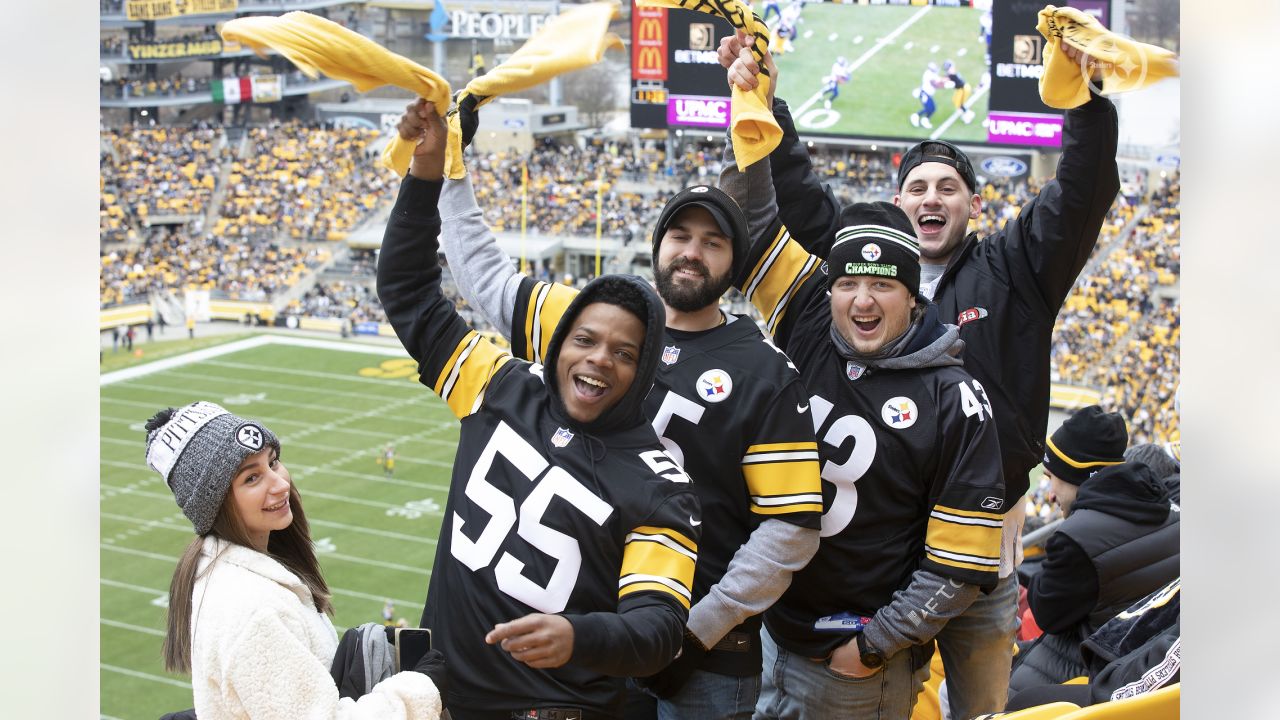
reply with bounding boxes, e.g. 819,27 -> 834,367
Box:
881,397 -> 918,429
662,345 -> 681,365
846,361 -> 866,381
551,427 -> 575,447
696,369 -> 733,403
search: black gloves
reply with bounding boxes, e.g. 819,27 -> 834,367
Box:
455,93 -> 482,150
413,648 -> 449,707
634,629 -> 707,699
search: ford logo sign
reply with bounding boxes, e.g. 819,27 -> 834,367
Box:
503,118 -> 526,129
979,156 -> 1028,178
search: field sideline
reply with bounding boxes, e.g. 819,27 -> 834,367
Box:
100,336 -> 458,719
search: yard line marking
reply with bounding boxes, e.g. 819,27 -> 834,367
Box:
101,403 -> 455,443
102,538 -> 431,575
101,663 -> 191,689
310,518 -> 438,546
102,575 -> 421,609
930,83 -> 990,140
794,5 -> 933,117
102,618 -> 165,638
202,360 -> 412,387
102,380 -> 429,422
101,335 -> 410,386
166,368 -> 423,402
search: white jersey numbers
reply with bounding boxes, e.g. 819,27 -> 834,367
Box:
451,421 -> 614,613
639,448 -> 693,484
649,390 -> 706,467
957,379 -> 993,421
809,395 -> 878,537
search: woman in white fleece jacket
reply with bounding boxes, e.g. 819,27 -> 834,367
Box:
145,401 -> 443,720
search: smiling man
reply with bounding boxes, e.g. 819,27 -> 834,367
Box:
721,29 -> 1121,718
401,87 -> 823,719
377,112 -> 703,720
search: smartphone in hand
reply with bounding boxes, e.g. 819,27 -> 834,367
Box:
393,627 -> 433,672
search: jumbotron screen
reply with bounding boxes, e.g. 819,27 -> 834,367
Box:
630,0 -> 1111,148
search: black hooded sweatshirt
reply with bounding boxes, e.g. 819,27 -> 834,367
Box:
377,175 -> 702,719
1027,461 -> 1180,636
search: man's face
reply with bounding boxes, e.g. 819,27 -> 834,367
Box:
894,163 -> 982,265
1044,469 -> 1079,515
654,206 -> 735,313
830,275 -> 917,354
556,302 -> 644,424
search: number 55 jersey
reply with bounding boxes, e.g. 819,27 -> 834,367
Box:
738,219 -> 1006,658
377,175 -> 701,716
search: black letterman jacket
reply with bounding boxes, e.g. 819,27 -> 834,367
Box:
762,92 -> 1120,504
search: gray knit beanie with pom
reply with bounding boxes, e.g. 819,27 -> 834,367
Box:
144,401 -> 279,535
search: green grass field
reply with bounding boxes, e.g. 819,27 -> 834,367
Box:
100,336 -> 458,719
772,3 -> 990,143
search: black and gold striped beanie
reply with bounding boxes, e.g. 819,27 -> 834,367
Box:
1044,405 -> 1128,486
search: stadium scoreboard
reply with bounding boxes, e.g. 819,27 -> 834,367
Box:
629,0 -> 1114,148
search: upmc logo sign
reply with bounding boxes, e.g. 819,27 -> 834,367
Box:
667,95 -> 729,128
632,7 -> 667,81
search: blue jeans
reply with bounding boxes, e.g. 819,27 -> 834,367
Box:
651,668 -> 761,720
935,573 -> 1020,719
754,627 -> 928,720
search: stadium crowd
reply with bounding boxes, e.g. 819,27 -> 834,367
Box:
101,124 -> 223,221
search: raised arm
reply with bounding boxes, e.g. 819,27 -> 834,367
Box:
376,108 -> 514,419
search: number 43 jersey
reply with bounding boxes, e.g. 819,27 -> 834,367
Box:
740,222 -> 1006,658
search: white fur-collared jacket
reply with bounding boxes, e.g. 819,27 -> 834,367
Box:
189,536 -> 441,719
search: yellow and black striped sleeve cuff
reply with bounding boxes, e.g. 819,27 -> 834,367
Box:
619,525 -> 698,610
511,278 -> 579,363
923,505 -> 1003,585
427,330 -> 516,419
741,442 -> 824,516
740,224 -> 824,337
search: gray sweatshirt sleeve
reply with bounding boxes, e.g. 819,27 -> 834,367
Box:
860,568 -> 981,660
437,174 -> 523,339
719,137 -> 780,250
686,518 -> 819,648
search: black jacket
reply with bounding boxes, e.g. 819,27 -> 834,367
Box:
764,93 -> 1120,502
1013,462 -> 1179,690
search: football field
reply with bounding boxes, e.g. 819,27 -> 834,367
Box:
772,3 -> 990,143
100,336 -> 458,719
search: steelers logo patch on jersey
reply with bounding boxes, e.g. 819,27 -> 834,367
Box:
881,397 -> 918,429
861,243 -> 882,262
235,423 -> 265,450
696,369 -> 733,403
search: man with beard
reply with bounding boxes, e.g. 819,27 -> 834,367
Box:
398,99 -> 823,720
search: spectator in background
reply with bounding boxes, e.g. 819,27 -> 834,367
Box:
1124,443 -> 1181,505
1013,406 -> 1180,693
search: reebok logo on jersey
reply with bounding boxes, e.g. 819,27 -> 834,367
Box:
882,397 -> 918,429
696,369 -> 733,403
551,427 -> 575,447
981,496 -> 1004,510
846,361 -> 866,381
662,345 -> 681,365
957,307 -> 990,327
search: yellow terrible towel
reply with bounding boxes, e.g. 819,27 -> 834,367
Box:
637,0 -> 780,171
220,12 -> 453,175
448,1 -> 624,179
1036,5 -> 1179,109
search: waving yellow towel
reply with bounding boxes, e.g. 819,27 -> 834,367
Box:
221,4 -> 623,179
637,0 -> 780,171
1036,5 -> 1179,109
448,1 -> 623,178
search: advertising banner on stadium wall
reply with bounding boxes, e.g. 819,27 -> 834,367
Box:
629,2 -> 732,130
126,0 -> 237,21
127,39 -> 223,61
211,75 -> 283,104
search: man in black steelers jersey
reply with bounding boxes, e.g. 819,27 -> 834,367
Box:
378,110 -> 702,720
397,97 -> 823,720
716,66 -> 1004,718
